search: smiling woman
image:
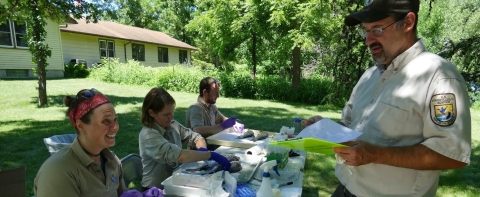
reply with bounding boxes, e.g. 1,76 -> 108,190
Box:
33,88 -> 127,197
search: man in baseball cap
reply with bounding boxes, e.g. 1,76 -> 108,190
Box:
304,0 -> 472,196
345,0 -> 419,26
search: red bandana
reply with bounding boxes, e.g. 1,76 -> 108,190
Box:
68,94 -> 111,128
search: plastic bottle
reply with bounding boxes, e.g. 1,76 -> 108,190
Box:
293,117 -> 303,135
256,160 -> 280,197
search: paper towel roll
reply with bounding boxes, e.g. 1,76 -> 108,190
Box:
245,143 -> 267,155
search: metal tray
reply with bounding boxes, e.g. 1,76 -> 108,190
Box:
214,146 -> 264,183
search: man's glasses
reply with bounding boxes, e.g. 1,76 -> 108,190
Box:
358,17 -> 404,38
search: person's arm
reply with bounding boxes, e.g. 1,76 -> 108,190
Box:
177,149 -> 211,163
195,138 -> 207,149
192,124 -> 223,137
333,141 -> 466,170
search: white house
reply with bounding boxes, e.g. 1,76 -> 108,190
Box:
0,0 -> 64,78
60,18 -> 196,68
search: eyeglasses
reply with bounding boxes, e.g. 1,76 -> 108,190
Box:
358,18 -> 403,38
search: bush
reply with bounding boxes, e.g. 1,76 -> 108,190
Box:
64,62 -> 89,78
88,59 -> 338,105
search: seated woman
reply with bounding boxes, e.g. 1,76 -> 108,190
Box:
139,87 -> 231,190
34,88 -> 126,197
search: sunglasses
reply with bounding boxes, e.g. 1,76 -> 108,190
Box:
79,88 -> 99,99
201,79 -> 218,91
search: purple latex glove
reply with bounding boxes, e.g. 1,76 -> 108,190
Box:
198,147 -> 208,152
119,190 -> 142,197
209,151 -> 231,171
142,186 -> 163,197
220,117 -> 237,129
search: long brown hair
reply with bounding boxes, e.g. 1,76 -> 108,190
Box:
141,87 -> 176,128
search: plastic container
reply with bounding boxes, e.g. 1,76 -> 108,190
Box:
163,171 -> 230,197
293,118 -> 303,135
270,158 -> 302,182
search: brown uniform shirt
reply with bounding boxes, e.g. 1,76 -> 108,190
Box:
34,137 -> 126,197
185,96 -> 225,132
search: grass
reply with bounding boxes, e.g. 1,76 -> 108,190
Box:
0,78 -> 479,196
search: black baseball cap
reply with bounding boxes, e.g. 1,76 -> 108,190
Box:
344,0 -> 420,26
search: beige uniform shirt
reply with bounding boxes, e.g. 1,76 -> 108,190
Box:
34,138 -> 126,197
338,40 -> 471,197
185,96 -> 225,131
139,120 -> 203,189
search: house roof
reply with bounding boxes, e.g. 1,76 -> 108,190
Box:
60,18 -> 196,50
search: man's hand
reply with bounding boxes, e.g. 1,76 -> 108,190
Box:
301,115 -> 323,126
220,117 -> 237,129
333,140 -> 378,166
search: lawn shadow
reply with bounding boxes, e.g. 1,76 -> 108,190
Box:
31,94 -> 145,107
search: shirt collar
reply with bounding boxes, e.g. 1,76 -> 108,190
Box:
153,122 -> 167,135
377,39 -> 427,72
71,137 -> 114,166
197,96 -> 210,108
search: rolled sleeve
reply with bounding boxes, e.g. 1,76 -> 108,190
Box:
143,131 -> 182,167
422,75 -> 471,164
187,105 -> 207,128
176,122 -> 203,148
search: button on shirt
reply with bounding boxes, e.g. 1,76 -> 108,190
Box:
34,138 -> 125,197
139,120 -> 203,189
337,39 -> 471,197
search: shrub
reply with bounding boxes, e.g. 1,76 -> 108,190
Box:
88,60 -> 338,105
64,62 -> 89,78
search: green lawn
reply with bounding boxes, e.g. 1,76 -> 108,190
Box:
0,79 -> 479,196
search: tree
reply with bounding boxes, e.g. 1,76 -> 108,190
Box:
108,0 -> 196,44
0,0 -> 110,106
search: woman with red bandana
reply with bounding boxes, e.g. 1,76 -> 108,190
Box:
34,88 -> 127,197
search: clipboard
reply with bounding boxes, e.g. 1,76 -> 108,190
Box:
269,137 -> 347,155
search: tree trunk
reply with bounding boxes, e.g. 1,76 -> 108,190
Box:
251,32 -> 257,80
30,0 -> 49,106
37,60 -> 48,105
291,46 -> 301,91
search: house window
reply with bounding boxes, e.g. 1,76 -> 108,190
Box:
99,39 -> 115,58
179,50 -> 188,64
132,43 -> 145,61
0,20 -> 27,48
158,47 -> 168,63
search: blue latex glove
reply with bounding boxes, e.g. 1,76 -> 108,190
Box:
198,147 -> 208,152
119,190 -> 142,197
143,186 -> 163,197
220,117 -> 237,129
209,152 -> 231,171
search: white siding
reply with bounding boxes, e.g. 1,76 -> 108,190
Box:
0,19 -> 63,71
61,32 -> 192,68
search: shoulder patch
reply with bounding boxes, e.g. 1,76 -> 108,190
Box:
430,93 -> 456,126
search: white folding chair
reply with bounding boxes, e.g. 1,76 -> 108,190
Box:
121,154 -> 143,187
43,134 -> 77,155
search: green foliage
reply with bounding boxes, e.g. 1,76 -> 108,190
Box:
89,60 -> 335,105
192,59 -> 215,71
89,58 -> 205,94
64,62 -> 89,78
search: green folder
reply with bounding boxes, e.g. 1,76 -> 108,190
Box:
269,137 -> 347,155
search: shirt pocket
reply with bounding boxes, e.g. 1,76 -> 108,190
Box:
366,102 -> 409,145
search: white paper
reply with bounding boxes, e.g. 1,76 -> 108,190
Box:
296,118 -> 362,143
